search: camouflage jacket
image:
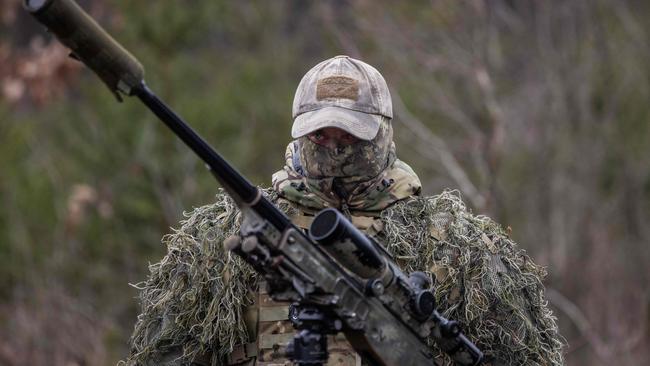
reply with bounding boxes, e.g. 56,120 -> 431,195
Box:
124,185 -> 565,365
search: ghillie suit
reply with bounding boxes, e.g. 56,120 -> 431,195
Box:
123,144 -> 565,365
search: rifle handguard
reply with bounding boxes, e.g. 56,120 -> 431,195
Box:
24,0 -> 144,99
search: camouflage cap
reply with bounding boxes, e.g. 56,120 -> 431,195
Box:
292,55 -> 393,141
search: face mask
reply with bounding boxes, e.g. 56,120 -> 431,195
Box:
297,118 -> 394,181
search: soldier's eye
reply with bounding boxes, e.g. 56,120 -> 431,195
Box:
341,133 -> 357,144
313,132 -> 324,140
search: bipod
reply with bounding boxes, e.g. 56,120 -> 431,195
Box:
285,303 -> 343,366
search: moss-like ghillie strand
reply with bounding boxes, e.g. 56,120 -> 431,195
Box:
124,189 -> 564,365
378,190 -> 565,365
125,192 -> 255,365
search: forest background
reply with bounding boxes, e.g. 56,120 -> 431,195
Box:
1,0 -> 648,365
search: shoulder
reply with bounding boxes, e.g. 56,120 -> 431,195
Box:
379,190 -> 564,364
170,191 -> 241,241
128,190 -> 265,365
379,189 -> 547,298
380,190 -> 528,263
173,188 -> 286,237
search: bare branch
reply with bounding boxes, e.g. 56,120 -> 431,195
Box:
546,287 -> 647,361
392,90 -> 486,210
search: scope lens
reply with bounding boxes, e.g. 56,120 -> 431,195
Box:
413,291 -> 436,318
310,208 -> 339,242
24,0 -> 50,12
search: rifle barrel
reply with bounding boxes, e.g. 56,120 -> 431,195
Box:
133,83 -> 291,231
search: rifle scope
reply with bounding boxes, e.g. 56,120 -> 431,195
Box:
310,208 -> 387,279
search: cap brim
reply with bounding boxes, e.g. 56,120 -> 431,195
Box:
291,106 -> 382,141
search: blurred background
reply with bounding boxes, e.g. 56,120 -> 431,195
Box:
1,0 -> 649,364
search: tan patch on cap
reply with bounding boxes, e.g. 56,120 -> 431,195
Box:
316,76 -> 359,101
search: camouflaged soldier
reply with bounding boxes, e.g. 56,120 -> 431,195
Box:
124,56 -> 565,365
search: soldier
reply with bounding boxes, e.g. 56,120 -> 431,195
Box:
124,56 -> 565,365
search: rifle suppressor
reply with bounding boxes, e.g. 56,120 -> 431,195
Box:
24,0 -> 144,99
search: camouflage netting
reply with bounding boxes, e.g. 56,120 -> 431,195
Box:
123,189 -> 565,365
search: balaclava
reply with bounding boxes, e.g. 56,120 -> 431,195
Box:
273,56 -> 421,214
297,117 -> 394,181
